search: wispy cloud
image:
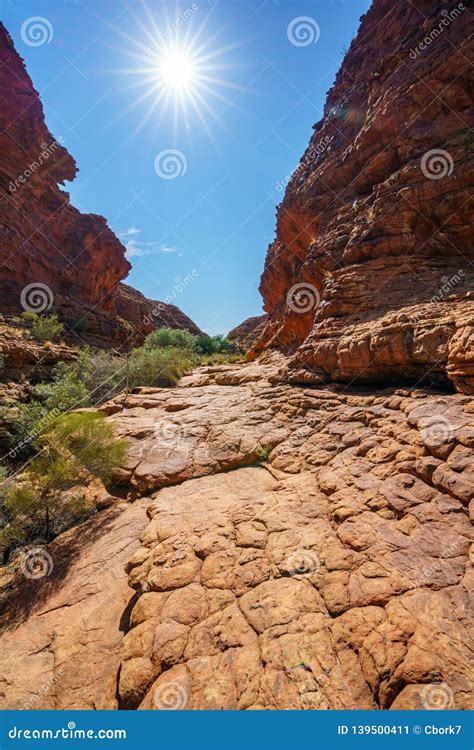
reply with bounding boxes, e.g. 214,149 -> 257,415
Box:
120,226 -> 141,238
117,228 -> 181,259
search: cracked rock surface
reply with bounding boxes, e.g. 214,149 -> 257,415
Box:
2,358 -> 470,710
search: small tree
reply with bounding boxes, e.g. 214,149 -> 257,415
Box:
10,364 -> 91,458
0,412 -> 128,556
29,313 -> 64,342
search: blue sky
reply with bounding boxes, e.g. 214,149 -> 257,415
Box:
3,0 -> 370,334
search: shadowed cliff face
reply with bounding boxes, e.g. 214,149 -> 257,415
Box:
252,0 -> 473,394
0,24 -> 201,346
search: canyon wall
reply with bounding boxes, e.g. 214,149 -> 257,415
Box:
0,24 -> 200,347
253,0 -> 473,394
228,314 -> 268,349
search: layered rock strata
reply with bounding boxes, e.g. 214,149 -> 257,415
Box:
252,0 -> 474,394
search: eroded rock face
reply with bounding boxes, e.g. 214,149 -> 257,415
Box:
0,25 -> 200,347
0,358 -> 472,709
108,359 -> 473,710
228,315 -> 268,349
252,0 -> 474,394
0,500 -> 149,709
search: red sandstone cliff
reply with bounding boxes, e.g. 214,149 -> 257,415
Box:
253,0 -> 473,394
0,24 -> 201,347
228,314 -> 268,349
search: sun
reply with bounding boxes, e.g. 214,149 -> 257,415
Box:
113,4 -> 245,138
157,49 -> 197,91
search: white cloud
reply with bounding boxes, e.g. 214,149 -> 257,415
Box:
120,226 -> 141,238
117,228 -> 180,260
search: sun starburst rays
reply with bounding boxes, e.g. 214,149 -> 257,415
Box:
109,3 -> 245,140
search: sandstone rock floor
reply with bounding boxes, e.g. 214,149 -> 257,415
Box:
0,357 -> 472,710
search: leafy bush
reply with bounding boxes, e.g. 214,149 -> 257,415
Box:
143,327 -> 239,357
28,313 -> 64,342
9,363 -> 90,458
129,346 -> 197,388
193,334 -> 237,355
0,412 -> 127,555
143,327 -> 196,350
71,349 -> 126,404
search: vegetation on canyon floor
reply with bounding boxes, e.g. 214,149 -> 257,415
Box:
0,412 -> 128,562
0,324 -> 241,562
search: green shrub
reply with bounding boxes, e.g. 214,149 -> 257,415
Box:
255,445 -> 273,464
193,334 -> 237,355
0,412 -> 128,554
9,363 -> 91,458
36,362 -> 91,412
143,327 -> 196,350
129,346 -> 197,388
29,313 -> 64,342
69,349 -> 126,404
20,311 -> 37,323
